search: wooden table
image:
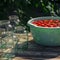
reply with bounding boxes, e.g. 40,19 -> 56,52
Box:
1,33 -> 60,60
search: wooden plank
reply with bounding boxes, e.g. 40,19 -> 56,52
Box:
13,33 -> 60,60
1,33 -> 60,60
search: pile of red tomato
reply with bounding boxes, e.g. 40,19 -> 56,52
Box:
32,19 -> 60,27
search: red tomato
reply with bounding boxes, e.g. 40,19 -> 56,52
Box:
36,23 -> 41,26
41,24 -> 45,26
58,22 -> 60,27
44,20 -> 49,23
55,20 -> 59,23
32,19 -> 60,27
49,19 -> 53,23
39,20 -> 44,24
46,24 -> 51,27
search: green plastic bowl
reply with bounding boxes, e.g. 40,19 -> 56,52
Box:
28,17 -> 60,46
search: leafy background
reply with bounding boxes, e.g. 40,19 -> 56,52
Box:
0,0 -> 60,26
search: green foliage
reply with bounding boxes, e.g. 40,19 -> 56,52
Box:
0,0 -> 60,26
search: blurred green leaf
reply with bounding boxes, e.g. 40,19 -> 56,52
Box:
0,0 -> 59,27
35,3 -> 39,8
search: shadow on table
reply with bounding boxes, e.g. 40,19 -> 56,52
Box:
14,40 -> 60,60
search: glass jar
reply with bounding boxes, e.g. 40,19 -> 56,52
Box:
0,20 -> 18,60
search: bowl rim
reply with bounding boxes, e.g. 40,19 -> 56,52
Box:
28,16 -> 60,29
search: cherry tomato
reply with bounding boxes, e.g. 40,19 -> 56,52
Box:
32,19 -> 60,27
55,20 -> 59,23
58,22 -> 60,27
